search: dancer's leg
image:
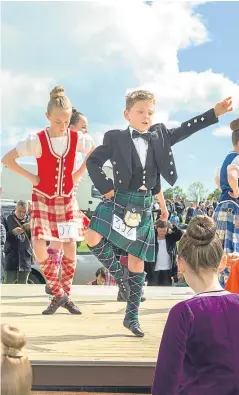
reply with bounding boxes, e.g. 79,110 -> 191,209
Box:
33,239 -> 67,314
124,255 -> 145,337
61,242 -> 81,314
85,229 -> 130,300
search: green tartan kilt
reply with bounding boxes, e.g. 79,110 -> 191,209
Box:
89,190 -> 155,262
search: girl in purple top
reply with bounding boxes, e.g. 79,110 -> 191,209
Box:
152,215 -> 239,395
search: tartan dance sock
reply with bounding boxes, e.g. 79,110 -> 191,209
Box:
47,248 -> 63,270
39,256 -> 64,297
125,271 -> 145,323
61,255 -> 76,296
87,238 -> 123,280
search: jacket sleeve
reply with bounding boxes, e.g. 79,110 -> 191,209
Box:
164,108 -> 218,147
169,226 -> 183,243
86,131 -> 114,195
152,173 -> 161,195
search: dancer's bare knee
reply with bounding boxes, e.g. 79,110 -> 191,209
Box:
32,239 -> 48,262
63,241 -> 76,260
128,254 -> 144,273
85,229 -> 102,247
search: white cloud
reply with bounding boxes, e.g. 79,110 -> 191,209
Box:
1,70 -> 54,125
2,1 -> 239,152
212,125 -> 232,137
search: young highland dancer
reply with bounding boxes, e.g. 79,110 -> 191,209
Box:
2,86 -> 94,315
46,108 -> 90,296
214,118 -> 239,289
85,90 -> 232,337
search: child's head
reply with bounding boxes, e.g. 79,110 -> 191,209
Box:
1,324 -> 32,395
124,90 -> 156,132
230,118 -> 239,149
177,215 -> 223,289
69,108 -> 88,133
95,267 -> 106,285
155,218 -> 168,238
46,86 -> 72,134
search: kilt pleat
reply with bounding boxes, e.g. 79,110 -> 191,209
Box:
31,191 -> 89,242
89,190 -> 155,262
213,200 -> 239,254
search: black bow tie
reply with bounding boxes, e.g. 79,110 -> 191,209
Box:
132,130 -> 151,142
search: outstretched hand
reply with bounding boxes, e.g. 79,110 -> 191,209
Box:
214,97 -> 233,117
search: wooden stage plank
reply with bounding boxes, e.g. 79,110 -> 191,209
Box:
1,285 -> 193,363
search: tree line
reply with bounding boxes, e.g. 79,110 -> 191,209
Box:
164,182 -> 221,202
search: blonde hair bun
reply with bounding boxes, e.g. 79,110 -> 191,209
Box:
186,215 -> 216,247
1,324 -> 26,352
50,86 -> 66,100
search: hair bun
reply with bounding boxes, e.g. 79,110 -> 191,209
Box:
50,86 -> 65,99
1,324 -> 26,352
230,118 -> 239,131
72,107 -> 77,113
186,215 -> 216,246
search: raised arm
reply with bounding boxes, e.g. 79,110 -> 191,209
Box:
166,97 -> 232,147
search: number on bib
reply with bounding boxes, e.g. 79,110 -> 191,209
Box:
112,214 -> 136,241
57,222 -> 77,239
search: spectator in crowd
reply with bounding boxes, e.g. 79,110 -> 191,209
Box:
152,215 -> 239,395
194,202 -> 206,216
174,198 -> 186,223
206,204 -> 214,217
185,202 -> 195,224
88,267 -> 106,285
145,219 -> 183,286
1,222 -> 6,283
1,324 -> 32,395
3,200 -> 33,284
166,199 -> 175,220
169,211 -> 180,226
152,201 -> 160,221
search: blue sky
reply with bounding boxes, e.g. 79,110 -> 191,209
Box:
1,1 -> 239,196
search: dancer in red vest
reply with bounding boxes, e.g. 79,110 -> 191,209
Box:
45,108 -> 91,297
2,86 -> 95,315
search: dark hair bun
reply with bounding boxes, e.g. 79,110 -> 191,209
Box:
186,215 -> 216,246
230,119 -> 239,131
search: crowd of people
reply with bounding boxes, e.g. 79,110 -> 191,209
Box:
1,85 -> 239,394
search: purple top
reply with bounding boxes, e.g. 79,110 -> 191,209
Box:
152,291 -> 239,395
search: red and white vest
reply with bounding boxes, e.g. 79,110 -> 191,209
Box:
33,129 -> 78,199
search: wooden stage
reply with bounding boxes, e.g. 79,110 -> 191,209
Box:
1,285 -> 194,391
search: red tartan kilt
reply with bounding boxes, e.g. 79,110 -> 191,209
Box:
31,191 -> 89,242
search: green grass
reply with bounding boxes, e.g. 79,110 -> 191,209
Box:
77,240 -> 90,253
